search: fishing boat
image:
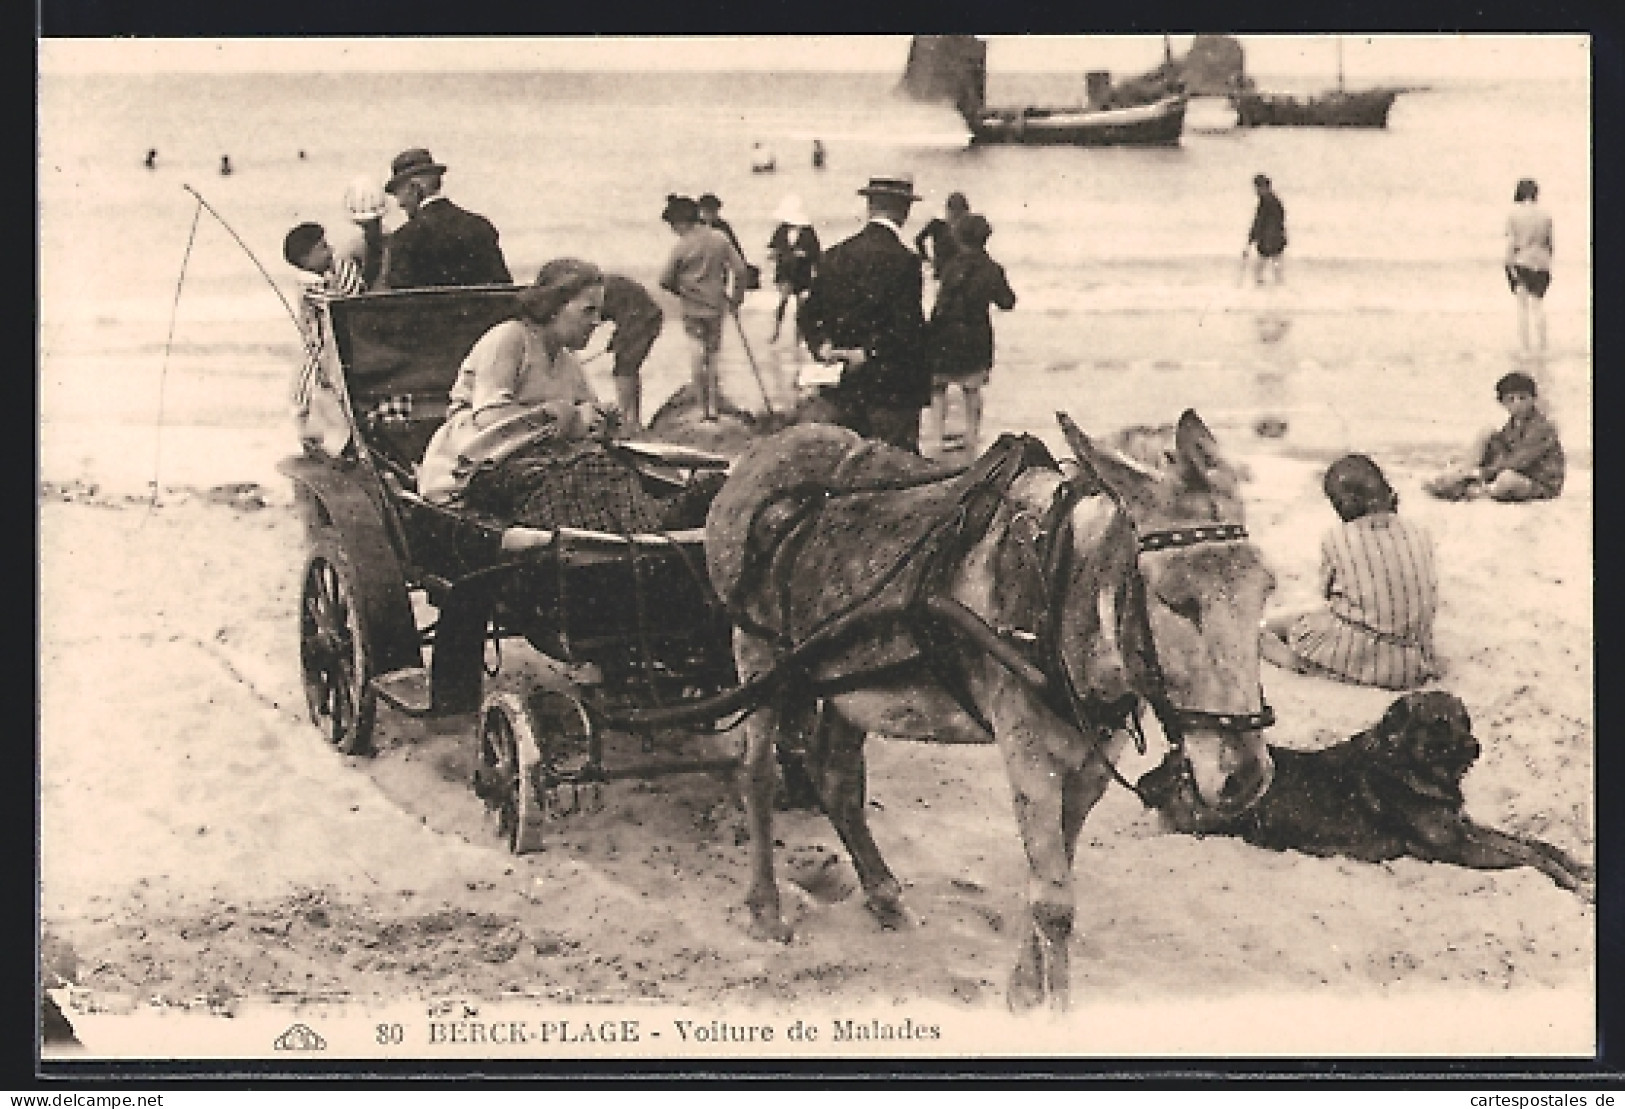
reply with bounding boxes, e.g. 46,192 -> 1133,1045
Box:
899,35 -> 1188,148
966,94 -> 1187,147
1231,38 -> 1402,128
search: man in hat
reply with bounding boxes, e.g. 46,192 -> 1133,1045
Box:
381,148 -> 512,290
798,172 -> 930,451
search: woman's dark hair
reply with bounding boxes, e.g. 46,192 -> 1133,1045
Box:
1514,178 -> 1539,202
1323,453 -> 1398,522
517,258 -> 604,325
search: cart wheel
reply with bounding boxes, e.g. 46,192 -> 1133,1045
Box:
475,693 -> 548,854
299,537 -> 377,755
527,690 -> 596,783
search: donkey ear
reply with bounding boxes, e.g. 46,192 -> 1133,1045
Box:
1174,409 -> 1225,483
1057,411 -> 1151,502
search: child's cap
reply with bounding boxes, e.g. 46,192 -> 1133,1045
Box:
282,222 -> 325,267
1495,370 -> 1538,399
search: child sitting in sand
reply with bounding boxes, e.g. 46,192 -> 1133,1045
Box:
1260,454 -> 1440,690
1424,371 -> 1565,503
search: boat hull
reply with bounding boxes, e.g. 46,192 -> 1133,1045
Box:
1232,89 -> 1398,128
969,95 -> 1187,147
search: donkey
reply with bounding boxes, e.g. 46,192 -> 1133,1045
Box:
705,409 -> 1278,1011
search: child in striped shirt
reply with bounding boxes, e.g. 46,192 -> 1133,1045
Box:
1260,454 -> 1440,690
283,222 -> 364,451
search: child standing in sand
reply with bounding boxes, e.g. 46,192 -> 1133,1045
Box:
1260,454 -> 1439,690
283,222 -> 365,450
658,194 -> 747,422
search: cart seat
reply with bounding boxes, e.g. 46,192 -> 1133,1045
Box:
356,392 -> 451,478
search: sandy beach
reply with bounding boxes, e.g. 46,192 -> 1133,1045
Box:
38,299 -> 1595,1058
37,41 -> 1595,1063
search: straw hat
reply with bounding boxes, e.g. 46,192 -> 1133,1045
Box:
772,194 -> 810,226
857,173 -> 922,202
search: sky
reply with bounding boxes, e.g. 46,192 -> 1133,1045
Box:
38,34 -> 1590,82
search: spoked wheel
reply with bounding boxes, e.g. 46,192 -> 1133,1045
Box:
299,537 -> 377,755
474,693 -> 549,854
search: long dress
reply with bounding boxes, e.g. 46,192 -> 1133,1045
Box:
417,318 -> 719,534
1288,513 -> 1439,689
417,318 -> 597,504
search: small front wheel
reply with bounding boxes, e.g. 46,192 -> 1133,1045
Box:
474,693 -> 549,854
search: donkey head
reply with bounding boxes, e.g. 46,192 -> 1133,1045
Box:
1058,410 -> 1276,817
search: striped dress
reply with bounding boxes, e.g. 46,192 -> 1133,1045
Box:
1289,512 -> 1439,690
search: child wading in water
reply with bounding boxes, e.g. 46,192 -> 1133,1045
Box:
1260,454 -> 1440,690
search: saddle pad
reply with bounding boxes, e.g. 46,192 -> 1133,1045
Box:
708,424 -> 1051,685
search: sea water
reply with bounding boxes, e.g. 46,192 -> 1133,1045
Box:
38,67 -> 1591,493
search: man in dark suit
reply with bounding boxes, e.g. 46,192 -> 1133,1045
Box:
382,148 -> 512,289
798,173 -> 929,452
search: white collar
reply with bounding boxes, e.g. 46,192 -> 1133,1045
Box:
867,216 -> 905,241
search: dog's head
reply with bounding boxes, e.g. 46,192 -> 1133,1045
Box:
1370,690 -> 1480,802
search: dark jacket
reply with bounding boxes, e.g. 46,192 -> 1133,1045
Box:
384,197 -> 512,289
601,273 -> 664,344
799,221 -> 928,408
914,217 -> 963,278
1248,192 -> 1287,257
928,248 -> 1016,377
1481,409 -> 1565,496
768,223 -> 821,293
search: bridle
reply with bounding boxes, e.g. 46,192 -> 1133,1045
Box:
1030,471 -> 1275,789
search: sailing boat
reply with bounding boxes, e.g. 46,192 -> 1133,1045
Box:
900,35 -> 1187,148
1231,37 -> 1401,128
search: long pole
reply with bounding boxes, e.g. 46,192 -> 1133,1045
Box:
1336,37 -> 1345,93
729,306 -> 776,416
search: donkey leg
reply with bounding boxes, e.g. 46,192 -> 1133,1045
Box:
818,708 -> 910,929
999,735 -> 1082,1013
735,632 -> 794,943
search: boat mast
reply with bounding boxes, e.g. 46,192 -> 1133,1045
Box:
1336,36 -> 1345,93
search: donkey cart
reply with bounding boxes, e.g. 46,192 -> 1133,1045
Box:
279,285 -> 756,853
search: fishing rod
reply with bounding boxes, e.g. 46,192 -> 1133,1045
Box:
182,183 -> 309,339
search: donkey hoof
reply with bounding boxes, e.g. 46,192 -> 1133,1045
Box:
1006,968 -> 1045,1014
863,892 -> 915,931
748,914 -> 794,944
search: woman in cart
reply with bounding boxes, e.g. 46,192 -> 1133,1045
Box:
418,257 -> 716,534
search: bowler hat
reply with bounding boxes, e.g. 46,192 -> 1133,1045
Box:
386,148 -> 447,193
857,173 -> 922,202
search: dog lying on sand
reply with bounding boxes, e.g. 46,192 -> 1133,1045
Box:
1136,690 -> 1593,895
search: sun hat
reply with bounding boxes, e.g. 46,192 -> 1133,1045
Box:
662,194 -> 700,224
343,177 -> 388,222
385,148 -> 447,193
857,173 -> 923,202
517,258 -> 605,325
772,194 -> 810,226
